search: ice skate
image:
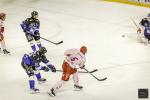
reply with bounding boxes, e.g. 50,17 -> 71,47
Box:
48,88 -> 55,97
3,49 -> 10,54
37,78 -> 46,84
30,88 -> 40,94
74,84 -> 83,91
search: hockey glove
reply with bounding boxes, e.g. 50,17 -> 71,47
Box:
47,64 -> 56,72
137,28 -> 141,34
34,31 -> 40,36
51,66 -> 56,72
23,30 -> 27,33
80,65 -> 85,69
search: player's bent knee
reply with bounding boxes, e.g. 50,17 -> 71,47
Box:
62,74 -> 70,81
0,34 -> 4,42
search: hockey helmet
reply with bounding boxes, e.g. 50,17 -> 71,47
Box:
39,47 -> 47,55
0,13 -> 6,19
31,11 -> 38,17
80,46 -> 87,54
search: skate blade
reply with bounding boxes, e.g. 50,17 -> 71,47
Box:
47,92 -> 55,97
38,81 -> 46,84
30,91 -> 40,94
73,88 -> 83,91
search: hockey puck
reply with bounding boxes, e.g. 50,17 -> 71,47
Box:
122,35 -> 125,37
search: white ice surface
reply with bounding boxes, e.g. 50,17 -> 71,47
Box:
0,0 -> 150,100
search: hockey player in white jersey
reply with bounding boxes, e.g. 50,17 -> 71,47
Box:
0,13 -> 10,54
48,46 -> 87,96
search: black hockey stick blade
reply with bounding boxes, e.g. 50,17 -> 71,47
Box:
83,68 -> 107,81
40,36 -> 63,45
55,40 -> 63,45
97,77 -> 107,81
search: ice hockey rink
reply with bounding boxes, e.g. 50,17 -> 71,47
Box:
0,0 -> 150,100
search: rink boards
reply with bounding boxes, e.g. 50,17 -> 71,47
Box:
102,0 -> 150,8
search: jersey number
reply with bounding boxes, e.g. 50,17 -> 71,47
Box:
71,57 -> 78,61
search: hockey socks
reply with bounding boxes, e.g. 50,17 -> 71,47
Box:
37,43 -> 42,48
29,80 -> 35,89
35,72 -> 41,80
31,45 -> 36,52
29,80 -> 39,93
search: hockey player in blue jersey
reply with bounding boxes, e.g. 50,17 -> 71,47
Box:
137,13 -> 150,44
21,47 -> 56,93
20,11 -> 42,51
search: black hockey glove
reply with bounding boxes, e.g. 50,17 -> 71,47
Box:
80,65 -> 85,69
34,31 -> 40,40
23,29 -> 27,33
51,66 -> 56,72
34,31 -> 40,36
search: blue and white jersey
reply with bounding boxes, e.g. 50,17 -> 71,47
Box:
144,27 -> 150,38
20,17 -> 40,34
22,53 -> 40,68
140,18 -> 150,28
22,52 -> 53,70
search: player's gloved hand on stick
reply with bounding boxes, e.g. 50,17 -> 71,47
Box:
48,64 -> 56,72
51,66 -> 56,72
137,28 -> 141,34
80,65 -> 85,69
34,31 -> 40,37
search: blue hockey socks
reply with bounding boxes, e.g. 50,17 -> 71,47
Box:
31,45 -> 36,52
37,43 -> 42,48
29,80 -> 35,89
35,72 -> 41,80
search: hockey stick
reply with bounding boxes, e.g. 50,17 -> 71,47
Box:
56,69 -> 98,73
131,17 -> 141,34
83,68 -> 107,81
130,17 -> 139,29
28,33 -> 63,45
40,37 -> 63,45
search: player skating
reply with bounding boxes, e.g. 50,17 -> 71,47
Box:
137,14 -> 150,44
21,47 -> 56,93
48,46 -> 87,96
20,11 -> 42,52
0,12 -> 10,54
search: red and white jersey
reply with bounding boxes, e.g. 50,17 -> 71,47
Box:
64,48 -> 86,68
0,19 -> 4,33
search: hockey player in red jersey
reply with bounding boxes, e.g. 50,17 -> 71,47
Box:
48,46 -> 87,96
0,12 -> 10,54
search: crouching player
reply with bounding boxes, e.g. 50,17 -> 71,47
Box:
21,47 -> 56,93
